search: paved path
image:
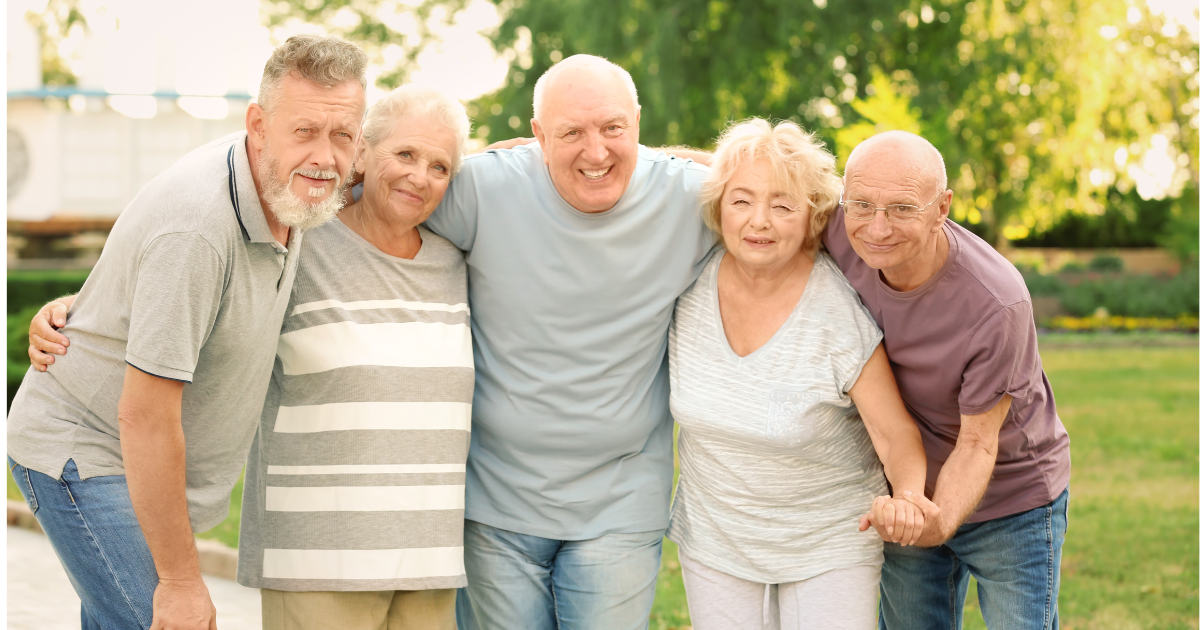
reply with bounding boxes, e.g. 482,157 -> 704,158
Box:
7,526 -> 262,629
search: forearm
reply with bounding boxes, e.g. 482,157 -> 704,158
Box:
878,426 -> 927,498
118,372 -> 198,580
919,440 -> 996,545
653,145 -> 712,166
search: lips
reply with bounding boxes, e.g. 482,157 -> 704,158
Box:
580,166 -> 612,180
394,188 -> 424,203
298,174 -> 332,186
744,236 -> 775,248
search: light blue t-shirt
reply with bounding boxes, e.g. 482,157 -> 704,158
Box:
425,144 -> 715,539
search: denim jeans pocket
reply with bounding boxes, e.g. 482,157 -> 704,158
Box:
8,457 -> 38,513
766,389 -> 821,446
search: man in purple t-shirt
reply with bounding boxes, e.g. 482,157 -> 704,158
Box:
823,130 -> 1070,629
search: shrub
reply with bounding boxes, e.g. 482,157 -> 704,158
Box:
1057,264 -> 1199,318
1087,254 -> 1125,273
7,305 -> 43,410
8,270 -> 90,315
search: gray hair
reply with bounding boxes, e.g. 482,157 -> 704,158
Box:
258,35 -> 370,116
532,54 -> 639,120
363,85 -> 472,176
845,130 -> 948,193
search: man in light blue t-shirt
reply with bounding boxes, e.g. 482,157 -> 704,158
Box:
425,55 -> 715,630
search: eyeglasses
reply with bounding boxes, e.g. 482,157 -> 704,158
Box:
840,193 -> 944,224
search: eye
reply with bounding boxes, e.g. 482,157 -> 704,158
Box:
399,151 -> 413,159
773,205 -> 794,213
732,199 -> 750,206
433,164 -> 447,173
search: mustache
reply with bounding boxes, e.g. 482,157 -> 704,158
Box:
291,168 -> 340,183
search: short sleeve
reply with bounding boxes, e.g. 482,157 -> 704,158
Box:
959,302 -> 1037,416
125,232 -> 225,383
825,267 -> 884,397
423,154 -> 486,252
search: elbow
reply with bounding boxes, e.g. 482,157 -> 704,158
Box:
956,433 -> 1000,462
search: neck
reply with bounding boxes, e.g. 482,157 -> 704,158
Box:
723,249 -> 815,298
247,138 -> 291,246
340,199 -> 422,259
880,227 -> 949,292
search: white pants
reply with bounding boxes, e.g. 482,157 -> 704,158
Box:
679,548 -> 881,630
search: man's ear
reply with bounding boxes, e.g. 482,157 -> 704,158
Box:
932,189 -> 953,232
246,103 -> 267,147
353,139 -> 368,174
531,118 -> 549,165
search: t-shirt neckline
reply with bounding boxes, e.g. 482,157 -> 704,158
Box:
331,217 -> 430,263
709,250 -> 825,364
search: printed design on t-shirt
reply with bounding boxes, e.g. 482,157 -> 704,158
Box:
766,389 -> 822,445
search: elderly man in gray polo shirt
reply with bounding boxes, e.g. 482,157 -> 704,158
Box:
8,35 -> 367,630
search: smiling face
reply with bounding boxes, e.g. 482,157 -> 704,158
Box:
720,158 -> 811,270
356,112 -> 458,226
531,62 -> 640,213
249,73 -> 364,213
841,142 -> 950,279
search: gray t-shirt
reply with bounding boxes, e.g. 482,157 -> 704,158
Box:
424,144 -> 716,540
237,220 -> 473,592
7,131 -> 302,531
666,250 -> 887,584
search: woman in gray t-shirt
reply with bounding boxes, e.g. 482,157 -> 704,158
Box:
666,119 -> 932,630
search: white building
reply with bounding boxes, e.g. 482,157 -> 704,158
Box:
7,0 -> 271,222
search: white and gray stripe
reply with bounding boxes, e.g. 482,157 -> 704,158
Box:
237,221 -> 473,592
666,251 -> 888,585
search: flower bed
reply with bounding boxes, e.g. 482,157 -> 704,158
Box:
1048,314 -> 1200,333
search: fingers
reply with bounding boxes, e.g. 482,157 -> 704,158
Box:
30,306 -> 70,350
891,500 -> 907,543
906,504 -> 926,545
859,513 -> 871,532
48,302 -> 68,328
28,344 -> 54,370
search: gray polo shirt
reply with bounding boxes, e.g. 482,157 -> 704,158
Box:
7,131 -> 303,531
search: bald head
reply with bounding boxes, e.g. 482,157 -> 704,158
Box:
532,55 -> 639,121
845,130 -> 947,195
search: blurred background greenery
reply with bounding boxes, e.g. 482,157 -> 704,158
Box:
7,0 -> 1199,628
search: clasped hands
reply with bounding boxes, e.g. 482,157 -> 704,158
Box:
857,491 -> 943,547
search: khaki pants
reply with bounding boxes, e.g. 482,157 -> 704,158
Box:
261,588 -> 457,630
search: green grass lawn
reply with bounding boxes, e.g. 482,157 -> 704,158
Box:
9,344 -> 1198,629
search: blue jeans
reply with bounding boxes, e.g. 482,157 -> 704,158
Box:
9,457 -> 158,630
879,487 -> 1070,630
455,520 -> 664,630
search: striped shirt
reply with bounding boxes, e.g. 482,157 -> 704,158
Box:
666,250 -> 887,584
237,220 -> 473,592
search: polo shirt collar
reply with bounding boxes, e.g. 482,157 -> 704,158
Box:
226,132 -> 277,244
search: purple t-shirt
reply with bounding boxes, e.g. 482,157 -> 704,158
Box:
824,209 -> 1070,523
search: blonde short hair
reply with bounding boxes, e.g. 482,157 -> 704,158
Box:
700,118 -> 841,256
363,85 -> 472,176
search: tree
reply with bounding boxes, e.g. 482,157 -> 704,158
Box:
259,0 -> 1200,245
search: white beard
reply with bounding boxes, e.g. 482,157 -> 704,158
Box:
256,145 -> 349,232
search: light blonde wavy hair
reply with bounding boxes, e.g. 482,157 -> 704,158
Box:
701,118 -> 841,256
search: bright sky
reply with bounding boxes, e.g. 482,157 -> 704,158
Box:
9,0 -> 510,105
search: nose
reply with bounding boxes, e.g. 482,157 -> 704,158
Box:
309,134 -> 336,172
748,200 -> 771,229
581,132 -> 608,165
406,161 -> 429,188
865,208 -> 893,238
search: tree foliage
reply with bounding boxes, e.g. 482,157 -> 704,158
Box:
212,0 -> 1200,244
25,0 -> 88,88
